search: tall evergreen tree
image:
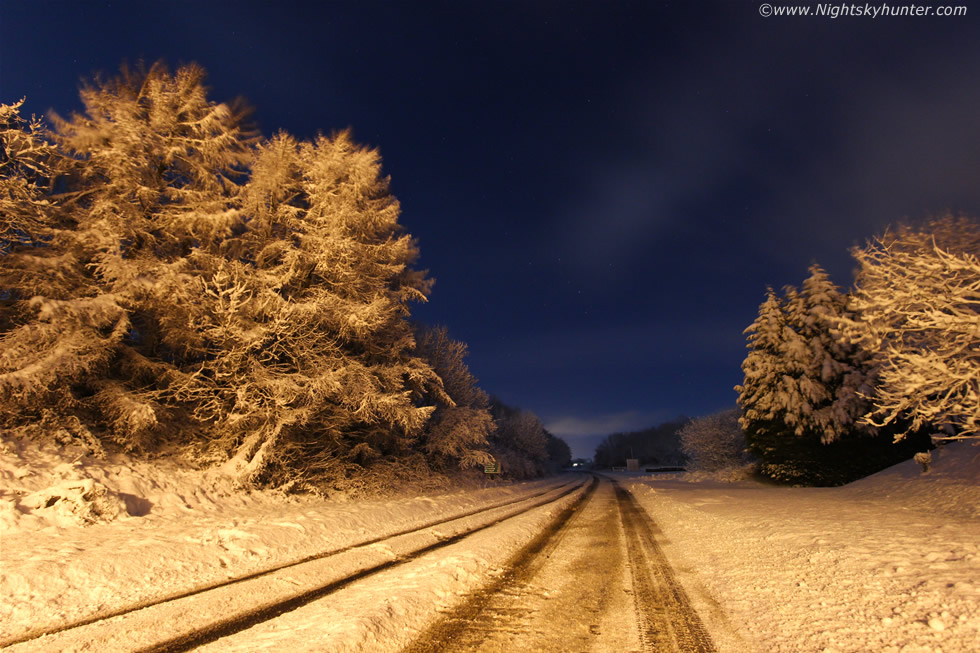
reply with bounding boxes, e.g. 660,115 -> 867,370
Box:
186,130 -> 444,486
736,269 -> 905,485
738,269 -> 873,447
790,264 -> 874,442
735,287 -> 788,437
0,64 -> 257,448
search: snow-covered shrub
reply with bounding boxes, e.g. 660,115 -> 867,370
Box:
679,408 -> 752,473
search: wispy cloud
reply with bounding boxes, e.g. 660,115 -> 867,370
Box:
544,410 -> 671,438
544,410 -> 680,459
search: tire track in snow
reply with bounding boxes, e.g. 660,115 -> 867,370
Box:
615,480 -> 715,652
404,475 -> 716,652
402,475 -> 602,652
0,477 -> 587,652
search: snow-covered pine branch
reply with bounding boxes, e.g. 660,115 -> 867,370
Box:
0,100 -> 63,253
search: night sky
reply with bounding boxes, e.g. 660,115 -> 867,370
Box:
2,1 -> 978,457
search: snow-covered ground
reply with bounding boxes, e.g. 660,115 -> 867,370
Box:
2,431 -> 977,652
622,441 -> 980,652
0,433 -> 567,646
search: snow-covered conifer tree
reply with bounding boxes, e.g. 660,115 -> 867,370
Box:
2,62 -> 457,492
413,324 -> 495,469
843,215 -> 980,441
1,63 -> 257,447
792,264 -> 874,442
0,99 -> 138,426
738,268 -> 873,445
737,269 -> 890,484
735,288 -> 788,434
193,130 -> 443,487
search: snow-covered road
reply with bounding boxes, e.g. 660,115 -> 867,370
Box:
2,477 -> 590,651
621,442 -> 980,653
405,476 -> 717,653
2,437 -> 977,652
3,475 -> 722,652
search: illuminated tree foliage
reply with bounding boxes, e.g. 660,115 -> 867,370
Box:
736,218 -> 980,483
180,130 -> 446,488
0,63 -> 566,491
1,63 -> 256,450
679,408 -> 752,473
735,288 -> 788,434
0,99 -> 62,253
737,265 -> 874,447
488,399 -> 551,479
413,324 -> 496,469
736,268 -> 925,486
842,216 -> 980,441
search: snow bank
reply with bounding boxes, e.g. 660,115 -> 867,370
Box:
0,432 -> 253,533
17,478 -> 127,527
845,440 -> 980,520
622,441 -> 980,652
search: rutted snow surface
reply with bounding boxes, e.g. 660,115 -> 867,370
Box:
2,432 -> 978,652
0,433 -> 565,645
622,442 -> 980,653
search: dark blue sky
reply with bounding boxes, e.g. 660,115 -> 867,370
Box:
3,1 -> 978,457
